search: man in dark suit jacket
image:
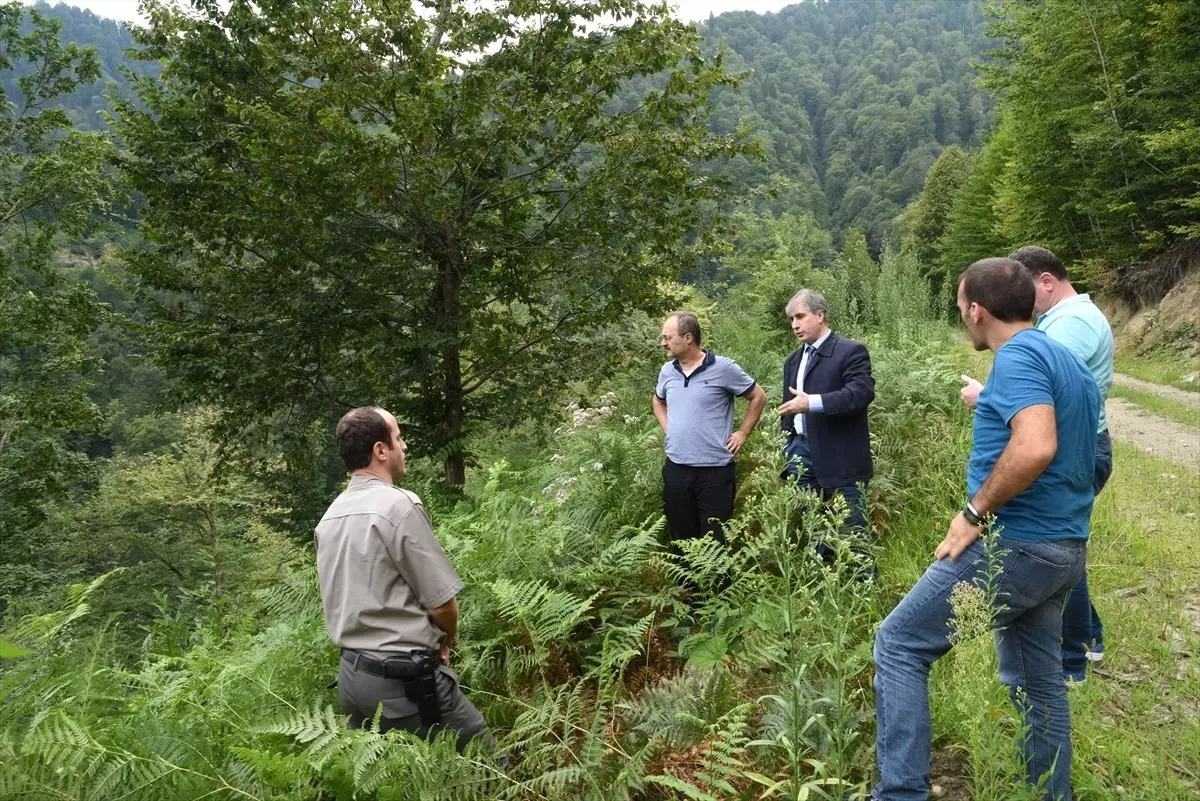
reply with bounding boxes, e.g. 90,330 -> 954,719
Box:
776,289 -> 875,552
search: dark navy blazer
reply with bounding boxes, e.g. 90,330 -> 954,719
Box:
780,332 -> 875,487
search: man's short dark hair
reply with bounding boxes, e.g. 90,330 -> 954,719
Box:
1009,245 -> 1068,281
336,406 -> 390,471
669,311 -> 702,346
959,258 -> 1035,323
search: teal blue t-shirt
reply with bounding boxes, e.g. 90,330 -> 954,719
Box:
1036,293 -> 1113,433
968,329 -> 1099,542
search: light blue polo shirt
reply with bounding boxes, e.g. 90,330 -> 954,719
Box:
656,350 -> 757,467
1036,294 -> 1113,433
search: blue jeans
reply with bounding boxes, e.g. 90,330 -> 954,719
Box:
873,536 -> 1087,801
1061,430 -> 1113,678
782,435 -> 869,542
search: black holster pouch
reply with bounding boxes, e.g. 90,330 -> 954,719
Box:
381,650 -> 442,727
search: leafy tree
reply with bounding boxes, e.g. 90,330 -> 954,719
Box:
0,1 -> 112,589
115,0 -> 747,484
831,229 -> 876,334
32,411 -> 294,654
714,208 -> 832,352
934,118 -> 1016,302
905,144 -> 972,284
1140,0 -> 1200,241
0,2 -> 161,130
982,0 -> 1200,264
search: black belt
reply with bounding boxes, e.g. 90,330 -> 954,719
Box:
341,649 -> 442,726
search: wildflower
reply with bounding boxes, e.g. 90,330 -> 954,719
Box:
623,414 -> 638,424
550,453 -> 563,462
592,462 -> 603,471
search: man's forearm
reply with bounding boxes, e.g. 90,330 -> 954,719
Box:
738,388 -> 767,435
972,443 -> 1053,514
428,597 -> 458,647
652,395 -> 668,431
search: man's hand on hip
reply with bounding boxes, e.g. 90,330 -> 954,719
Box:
439,641 -> 451,666
936,511 -> 984,561
726,430 -> 748,455
777,387 -> 810,415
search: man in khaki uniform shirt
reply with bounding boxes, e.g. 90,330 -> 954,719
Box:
315,406 -> 500,759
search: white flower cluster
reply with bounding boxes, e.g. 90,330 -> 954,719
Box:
540,475 -> 579,504
568,391 -> 619,428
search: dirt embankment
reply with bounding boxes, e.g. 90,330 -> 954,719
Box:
1100,267 -> 1200,365
1096,262 -> 1199,470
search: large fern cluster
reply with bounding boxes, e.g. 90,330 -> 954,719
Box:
2,293 -> 963,800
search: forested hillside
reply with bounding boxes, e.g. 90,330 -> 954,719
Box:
1,2 -> 157,128
903,0 -> 1200,312
24,0 -> 991,248
3,1 -> 1199,799
704,1 -> 991,247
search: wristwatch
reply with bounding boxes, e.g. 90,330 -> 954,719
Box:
962,501 -> 985,527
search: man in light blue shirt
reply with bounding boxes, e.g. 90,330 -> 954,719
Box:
1014,245 -> 1114,681
961,246 -> 1115,682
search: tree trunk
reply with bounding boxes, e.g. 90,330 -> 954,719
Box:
432,225 -> 466,486
442,349 -> 465,485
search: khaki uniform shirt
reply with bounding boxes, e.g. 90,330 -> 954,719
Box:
315,475 -> 463,655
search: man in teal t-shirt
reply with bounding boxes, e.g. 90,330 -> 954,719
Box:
874,258 -> 1095,801
960,246 -> 1115,682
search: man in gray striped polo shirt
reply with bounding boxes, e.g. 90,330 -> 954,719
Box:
652,312 -> 767,545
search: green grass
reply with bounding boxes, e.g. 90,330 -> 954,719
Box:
1067,444 -> 1200,800
918,444 -> 1200,801
1109,383 -> 1200,429
1114,355 -> 1200,393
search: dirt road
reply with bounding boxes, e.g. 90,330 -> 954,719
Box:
1107,374 -> 1199,470
1112,373 -> 1200,409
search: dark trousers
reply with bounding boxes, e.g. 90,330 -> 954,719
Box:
662,459 -> 736,543
338,651 -> 508,769
1062,429 -> 1114,678
783,435 -> 869,549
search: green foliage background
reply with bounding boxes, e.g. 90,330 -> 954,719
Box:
3,0 -> 1199,798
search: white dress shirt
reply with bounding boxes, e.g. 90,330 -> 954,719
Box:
794,329 -> 831,436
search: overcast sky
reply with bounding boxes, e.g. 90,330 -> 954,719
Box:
29,0 -> 801,25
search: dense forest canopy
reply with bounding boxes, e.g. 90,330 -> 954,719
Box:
21,0 -> 993,248
1,1 -> 158,128
702,1 -> 992,249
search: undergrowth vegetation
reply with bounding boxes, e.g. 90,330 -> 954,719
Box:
0,251 -> 1062,799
